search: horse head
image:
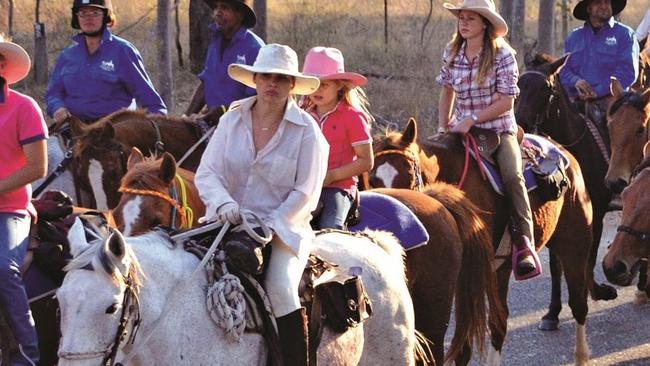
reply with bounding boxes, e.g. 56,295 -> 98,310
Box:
113,147 -> 204,236
515,53 -> 569,133
604,79 -> 650,193
57,218 -> 142,365
72,119 -> 129,211
603,148 -> 650,286
370,118 -> 440,189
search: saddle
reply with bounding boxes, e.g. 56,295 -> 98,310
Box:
466,125 -> 525,162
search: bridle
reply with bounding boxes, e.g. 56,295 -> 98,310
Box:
616,225 -> 650,245
518,70 -> 555,134
374,147 -> 424,191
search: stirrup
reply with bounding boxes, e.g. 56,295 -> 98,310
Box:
511,237 -> 542,281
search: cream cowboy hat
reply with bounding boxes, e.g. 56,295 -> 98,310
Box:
443,0 -> 508,38
228,43 -> 320,95
573,0 -> 627,21
0,35 -> 31,85
302,47 -> 367,87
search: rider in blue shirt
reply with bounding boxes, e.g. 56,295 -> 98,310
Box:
46,0 -> 167,124
184,0 -> 264,122
560,0 -> 639,102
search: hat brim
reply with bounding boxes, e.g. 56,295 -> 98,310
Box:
443,3 -> 509,37
204,0 -> 256,28
573,0 -> 627,21
228,63 -> 321,95
318,72 -> 368,87
0,42 -> 31,85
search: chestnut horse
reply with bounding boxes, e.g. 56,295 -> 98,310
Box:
370,119 -> 594,365
515,53 -> 618,321
111,149 -> 504,365
69,109 -> 206,211
603,143 -> 650,289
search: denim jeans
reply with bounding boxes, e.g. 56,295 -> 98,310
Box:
0,213 -> 39,365
316,188 -> 353,230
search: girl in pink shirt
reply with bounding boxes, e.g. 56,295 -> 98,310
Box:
301,47 -> 374,229
0,36 -> 48,365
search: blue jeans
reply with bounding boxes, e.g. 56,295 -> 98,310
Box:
0,213 -> 39,365
317,188 -> 353,230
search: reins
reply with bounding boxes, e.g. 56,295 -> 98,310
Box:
146,118 -> 165,156
458,133 -> 487,190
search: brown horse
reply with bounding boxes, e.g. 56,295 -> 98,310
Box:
112,148 -> 205,236
515,52 -> 618,323
111,147 -> 504,365
604,80 -> 650,193
603,143 -> 650,289
370,118 -> 594,365
69,109 -> 206,211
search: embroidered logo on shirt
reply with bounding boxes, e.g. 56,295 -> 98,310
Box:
100,60 -> 115,72
236,54 -> 246,64
605,36 -> 617,46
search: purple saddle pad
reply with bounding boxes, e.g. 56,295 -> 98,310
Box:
349,191 -> 429,251
23,264 -> 59,302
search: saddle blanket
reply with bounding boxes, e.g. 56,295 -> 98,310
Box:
349,191 -> 429,251
476,134 -> 570,196
23,265 -> 59,303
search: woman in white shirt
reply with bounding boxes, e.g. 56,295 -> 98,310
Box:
195,43 -> 327,366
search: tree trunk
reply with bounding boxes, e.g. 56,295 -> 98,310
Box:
562,0 -> 569,43
8,0 -> 14,36
538,0 -> 555,54
499,0 -> 514,34
253,0 -> 267,41
157,0 -> 174,110
174,0 -> 183,68
33,0 -> 48,84
189,0 -> 212,74
511,0 -> 526,50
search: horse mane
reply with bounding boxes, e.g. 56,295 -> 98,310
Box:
96,108 -> 195,125
608,91 -> 649,116
527,52 -> 557,68
120,155 -> 168,190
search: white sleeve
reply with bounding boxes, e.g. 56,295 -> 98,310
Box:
637,9 -> 650,41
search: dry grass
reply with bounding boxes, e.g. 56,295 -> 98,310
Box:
2,0 -> 647,138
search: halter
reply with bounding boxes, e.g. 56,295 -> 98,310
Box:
616,225 -> 650,247
118,174 -> 194,230
374,148 -> 424,190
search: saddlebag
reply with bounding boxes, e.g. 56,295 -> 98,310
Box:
531,155 -> 570,201
314,274 -> 373,333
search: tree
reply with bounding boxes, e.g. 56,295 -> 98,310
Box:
511,0 -> 526,51
189,0 -> 212,74
499,0 -> 513,32
8,0 -> 14,36
253,0 -> 267,41
33,0 -> 48,84
157,0 -> 174,109
538,0 -> 556,54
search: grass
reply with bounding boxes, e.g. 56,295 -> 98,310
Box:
3,0 -> 647,138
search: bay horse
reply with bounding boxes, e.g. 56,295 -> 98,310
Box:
69,109 -> 206,211
370,118 -> 594,365
110,149 -> 504,365
603,143 -> 650,289
515,52 -> 618,320
58,218 -> 418,365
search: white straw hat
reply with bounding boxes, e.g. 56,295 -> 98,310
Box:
228,43 -> 320,96
443,0 -> 508,37
0,35 -> 31,85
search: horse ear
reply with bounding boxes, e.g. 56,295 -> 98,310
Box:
68,217 -> 91,258
402,118 -> 418,146
644,141 -> 650,160
127,147 -> 145,170
159,152 -> 177,184
105,230 -> 126,260
610,77 -> 624,98
548,54 -> 569,75
100,123 -> 115,141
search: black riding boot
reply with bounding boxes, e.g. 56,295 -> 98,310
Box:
276,307 -> 309,366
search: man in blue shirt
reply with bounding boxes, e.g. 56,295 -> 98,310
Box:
560,0 -> 639,116
184,0 -> 264,123
46,0 -> 167,124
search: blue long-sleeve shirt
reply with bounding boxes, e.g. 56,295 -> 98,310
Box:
46,29 -> 167,121
560,17 -> 639,99
198,24 -> 264,109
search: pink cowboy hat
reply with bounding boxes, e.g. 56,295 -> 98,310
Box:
0,35 -> 30,85
302,47 -> 367,87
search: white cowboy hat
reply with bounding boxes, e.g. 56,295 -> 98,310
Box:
0,35 -> 31,85
443,0 -> 509,38
228,43 -> 320,95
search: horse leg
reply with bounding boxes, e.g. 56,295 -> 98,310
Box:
486,267 -> 510,366
539,249 -> 562,331
30,297 -> 60,366
587,215 -> 617,301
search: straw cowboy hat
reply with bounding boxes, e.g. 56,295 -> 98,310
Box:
228,43 -> 320,95
0,36 -> 31,85
204,0 -> 256,28
443,0 -> 508,37
302,47 -> 367,87
573,0 -> 627,21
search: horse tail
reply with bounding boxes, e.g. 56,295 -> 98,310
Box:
423,183 -> 506,363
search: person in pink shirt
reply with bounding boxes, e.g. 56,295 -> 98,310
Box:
0,36 -> 48,365
301,47 -> 374,229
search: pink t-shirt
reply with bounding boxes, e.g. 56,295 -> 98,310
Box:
308,102 -> 372,193
0,86 -> 48,216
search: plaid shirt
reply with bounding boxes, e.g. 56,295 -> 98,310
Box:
436,43 -> 520,134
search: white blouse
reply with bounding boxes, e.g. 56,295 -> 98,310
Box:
195,96 -> 329,255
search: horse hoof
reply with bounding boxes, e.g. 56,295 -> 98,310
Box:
538,318 -> 559,331
591,283 -> 618,301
